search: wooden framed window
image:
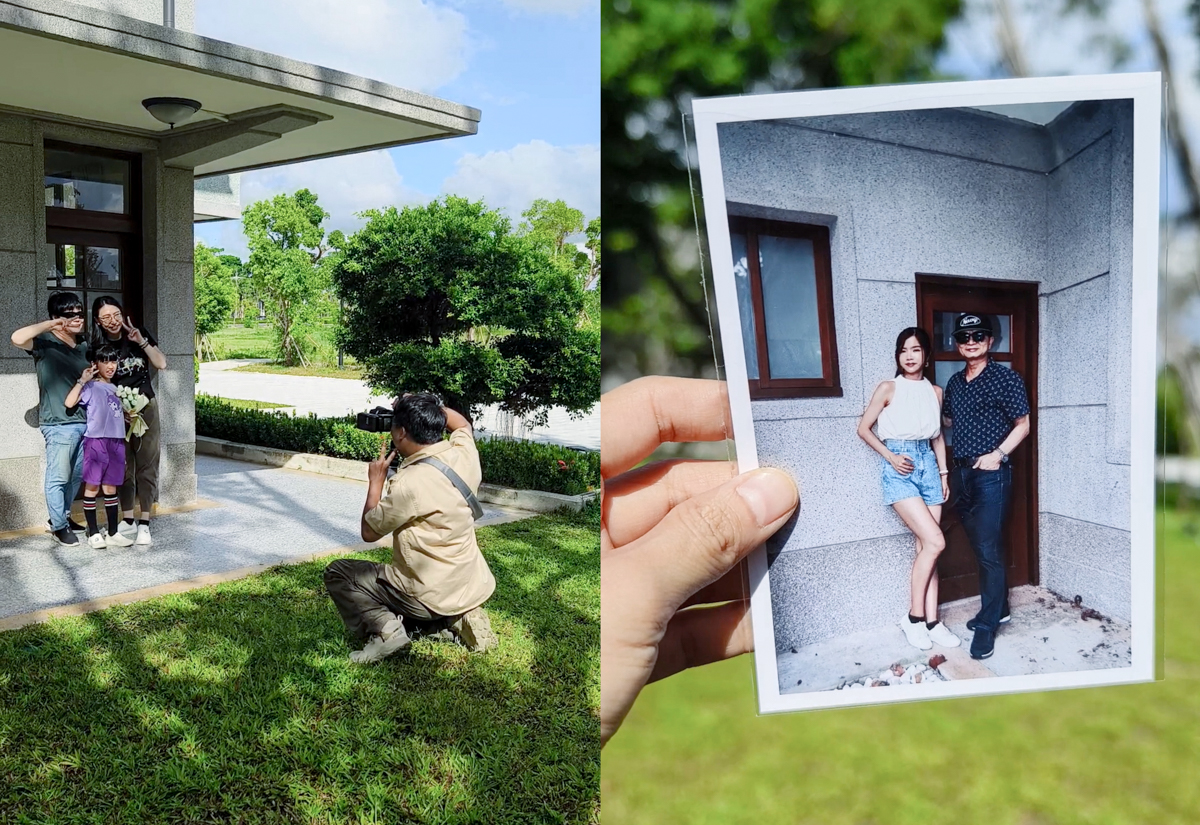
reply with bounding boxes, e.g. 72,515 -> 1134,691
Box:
43,142 -> 142,330
728,216 -> 840,398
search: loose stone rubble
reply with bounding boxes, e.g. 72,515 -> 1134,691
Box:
833,659 -> 947,690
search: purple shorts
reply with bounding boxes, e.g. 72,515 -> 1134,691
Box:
82,437 -> 126,487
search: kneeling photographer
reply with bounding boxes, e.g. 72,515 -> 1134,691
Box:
324,392 -> 498,663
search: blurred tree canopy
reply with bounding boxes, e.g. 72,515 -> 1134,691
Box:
602,0 -> 962,382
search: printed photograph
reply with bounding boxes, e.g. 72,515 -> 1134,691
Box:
693,74 -> 1160,713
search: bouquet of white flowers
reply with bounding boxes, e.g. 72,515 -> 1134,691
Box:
114,384 -> 149,440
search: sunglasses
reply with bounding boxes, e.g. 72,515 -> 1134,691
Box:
953,330 -> 990,344
57,310 -> 85,319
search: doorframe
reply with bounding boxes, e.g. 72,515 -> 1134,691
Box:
915,273 -> 1040,594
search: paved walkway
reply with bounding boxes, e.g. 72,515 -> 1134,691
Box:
775,585 -> 1132,693
0,455 -> 530,625
197,360 -> 600,451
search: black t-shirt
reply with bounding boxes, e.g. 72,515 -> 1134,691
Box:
102,328 -> 159,400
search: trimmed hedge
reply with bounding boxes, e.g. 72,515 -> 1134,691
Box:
195,394 -> 599,496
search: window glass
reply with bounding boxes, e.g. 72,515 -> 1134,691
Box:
934,311 -> 1011,353
758,235 -> 822,379
82,247 -> 121,290
44,148 -> 129,214
934,360 -> 966,448
730,232 -> 759,380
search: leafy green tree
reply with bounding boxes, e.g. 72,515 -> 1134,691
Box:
242,189 -> 334,366
602,0 -> 962,380
331,196 -> 598,424
193,242 -> 237,362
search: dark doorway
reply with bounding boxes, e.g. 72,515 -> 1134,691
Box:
916,274 -> 1039,604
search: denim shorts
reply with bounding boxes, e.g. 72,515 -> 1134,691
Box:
881,439 -> 944,506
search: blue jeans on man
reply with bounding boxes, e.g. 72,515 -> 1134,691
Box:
41,423 -> 85,532
955,464 -> 1012,645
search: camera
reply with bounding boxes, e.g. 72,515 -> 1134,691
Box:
356,406 -> 394,433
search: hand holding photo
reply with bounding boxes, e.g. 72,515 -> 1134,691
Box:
692,72 -> 1161,713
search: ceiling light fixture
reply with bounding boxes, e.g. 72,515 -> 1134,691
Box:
141,97 -> 202,129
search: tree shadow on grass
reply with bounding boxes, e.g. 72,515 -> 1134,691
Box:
0,513 -> 599,825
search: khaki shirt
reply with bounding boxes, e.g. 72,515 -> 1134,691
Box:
364,428 -> 495,616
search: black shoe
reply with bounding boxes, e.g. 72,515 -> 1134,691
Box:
48,518 -> 86,533
966,611 -> 1011,631
51,527 -> 79,546
970,627 -> 996,660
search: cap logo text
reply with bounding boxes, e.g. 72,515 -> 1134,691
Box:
962,315 -> 981,326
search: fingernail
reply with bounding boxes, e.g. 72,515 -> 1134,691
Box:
736,469 -> 798,528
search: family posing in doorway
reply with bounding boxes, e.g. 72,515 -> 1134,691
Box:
858,314 -> 1031,661
10,292 -> 165,548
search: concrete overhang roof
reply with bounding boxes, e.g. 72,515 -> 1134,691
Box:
0,0 -> 480,178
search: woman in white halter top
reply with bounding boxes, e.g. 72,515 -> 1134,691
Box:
857,327 -> 960,652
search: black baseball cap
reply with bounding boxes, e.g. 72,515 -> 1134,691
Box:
953,313 -> 993,335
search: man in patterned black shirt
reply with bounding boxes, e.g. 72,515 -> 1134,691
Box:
942,313 -> 1031,660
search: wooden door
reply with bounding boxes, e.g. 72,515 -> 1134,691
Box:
915,274 -> 1039,604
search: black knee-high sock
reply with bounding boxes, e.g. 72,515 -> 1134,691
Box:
104,495 -> 121,536
82,495 -> 99,535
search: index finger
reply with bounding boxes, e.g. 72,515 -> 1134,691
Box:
601,377 -> 731,480
378,436 -> 390,458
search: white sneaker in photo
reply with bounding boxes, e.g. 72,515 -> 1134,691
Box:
900,615 -> 932,650
87,532 -> 107,550
135,524 -> 152,545
105,530 -> 134,548
117,519 -> 138,539
928,622 -> 961,648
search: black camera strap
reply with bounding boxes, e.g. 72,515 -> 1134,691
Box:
411,456 -> 485,520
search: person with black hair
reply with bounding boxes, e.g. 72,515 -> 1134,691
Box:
857,327 -> 959,651
64,344 -> 134,549
324,393 -> 498,663
9,293 -> 91,546
90,296 -> 165,546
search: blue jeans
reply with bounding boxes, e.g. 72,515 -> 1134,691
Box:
955,464 -> 1012,631
41,423 -> 86,531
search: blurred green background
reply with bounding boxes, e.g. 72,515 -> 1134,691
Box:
602,0 -> 1200,820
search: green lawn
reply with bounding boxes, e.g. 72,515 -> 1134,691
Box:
207,324 -> 276,360
602,508 -> 1197,825
0,507 -> 600,824
213,397 -> 293,410
230,362 -> 365,379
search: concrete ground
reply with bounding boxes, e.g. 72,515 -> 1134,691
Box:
197,359 -> 600,451
0,455 -> 532,628
776,584 -> 1132,693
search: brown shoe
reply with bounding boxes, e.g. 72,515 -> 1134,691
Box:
451,607 -> 498,652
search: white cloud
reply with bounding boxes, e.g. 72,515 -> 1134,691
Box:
498,0 -> 597,15
195,0 -> 471,93
440,140 -> 600,220
193,150 -> 428,259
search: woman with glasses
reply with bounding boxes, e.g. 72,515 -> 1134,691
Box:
90,296 -> 167,546
857,327 -> 960,651
9,293 -> 91,546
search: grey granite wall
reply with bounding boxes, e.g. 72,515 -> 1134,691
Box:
721,102 -> 1135,648
0,113 -> 48,529
1039,101 -> 1133,620
69,0 -> 195,30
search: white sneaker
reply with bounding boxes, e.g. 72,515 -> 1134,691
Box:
135,524 -> 152,545
928,622 -> 961,648
349,618 -> 411,663
117,520 -> 138,538
900,615 -> 933,650
87,532 -> 107,549
450,606 -> 499,652
105,530 -> 134,548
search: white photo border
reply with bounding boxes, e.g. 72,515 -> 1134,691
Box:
692,73 -> 1162,714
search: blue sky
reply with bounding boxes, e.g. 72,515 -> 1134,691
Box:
193,0 -> 599,258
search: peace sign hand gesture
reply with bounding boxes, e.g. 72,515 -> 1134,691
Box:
122,317 -> 145,345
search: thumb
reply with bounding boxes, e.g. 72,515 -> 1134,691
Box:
609,467 -> 798,616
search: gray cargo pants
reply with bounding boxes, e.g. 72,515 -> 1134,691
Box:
323,558 -> 450,641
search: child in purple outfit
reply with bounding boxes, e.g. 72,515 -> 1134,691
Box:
64,344 -> 134,549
